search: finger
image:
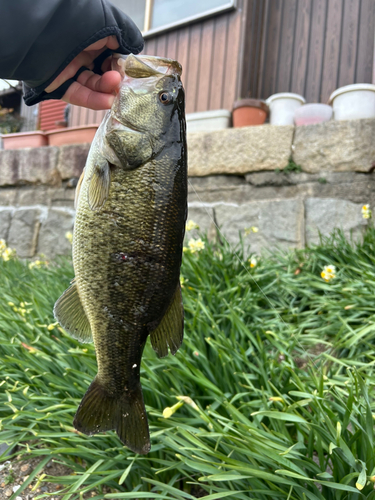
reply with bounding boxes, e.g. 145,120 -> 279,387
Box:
63,81 -> 115,110
45,51 -> 95,92
77,70 -> 121,94
84,36 -> 119,52
46,37 -> 120,93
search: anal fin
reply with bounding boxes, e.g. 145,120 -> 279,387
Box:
73,377 -> 150,454
150,284 -> 184,358
53,279 -> 93,343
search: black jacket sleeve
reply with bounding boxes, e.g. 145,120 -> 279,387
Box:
0,0 -> 144,105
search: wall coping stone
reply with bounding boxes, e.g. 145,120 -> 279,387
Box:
0,118 -> 373,187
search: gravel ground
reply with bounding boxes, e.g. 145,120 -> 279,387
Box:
0,448 -> 209,499
0,454 -> 74,500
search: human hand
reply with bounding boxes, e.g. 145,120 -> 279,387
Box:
45,36 -> 122,110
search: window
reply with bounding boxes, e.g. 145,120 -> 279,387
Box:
109,0 -> 146,32
150,0 -> 234,30
109,0 -> 235,35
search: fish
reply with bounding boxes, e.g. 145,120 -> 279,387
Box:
53,54 -> 187,454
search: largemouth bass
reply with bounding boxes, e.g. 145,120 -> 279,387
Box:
54,54 -> 187,454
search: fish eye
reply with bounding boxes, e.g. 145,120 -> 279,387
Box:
159,92 -> 172,105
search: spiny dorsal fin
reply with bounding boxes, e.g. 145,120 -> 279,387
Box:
88,160 -> 110,211
124,54 -> 164,78
53,279 -> 93,343
150,284 -> 184,358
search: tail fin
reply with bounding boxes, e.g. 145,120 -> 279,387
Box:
73,377 -> 150,454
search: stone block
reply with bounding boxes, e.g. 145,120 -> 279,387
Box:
0,147 -> 60,186
213,199 -> 304,254
0,208 -> 14,241
293,118 -> 375,173
188,175 -> 252,204
57,144 -> 90,179
37,208 -> 75,258
18,187 -> 48,206
187,125 -> 294,176
186,205 -> 216,240
0,189 -> 18,206
305,198 -> 366,245
48,187 -> 76,207
8,208 -> 45,258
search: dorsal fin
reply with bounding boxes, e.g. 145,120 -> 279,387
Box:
124,54 -> 164,78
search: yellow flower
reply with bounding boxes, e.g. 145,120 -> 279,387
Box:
163,401 -> 184,418
176,395 -> 199,411
362,204 -> 372,219
65,231 -> 73,244
213,250 -> 223,261
47,323 -> 58,331
186,220 -> 199,231
249,257 -> 257,268
2,247 -> 16,261
244,226 -> 259,235
188,238 -> 205,253
0,239 -> 6,252
321,265 -> 336,282
28,260 -> 48,270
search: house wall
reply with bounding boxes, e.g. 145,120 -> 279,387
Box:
142,3 -> 243,114
69,1 -> 245,125
246,0 -> 375,103
69,0 -> 375,127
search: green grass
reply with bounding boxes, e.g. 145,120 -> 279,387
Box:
1,228 -> 375,499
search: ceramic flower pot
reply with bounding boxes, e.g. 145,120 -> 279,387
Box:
266,93 -> 305,125
46,125 -> 98,146
294,104 -> 333,126
232,99 -> 269,127
1,131 -> 48,150
329,84 -> 375,121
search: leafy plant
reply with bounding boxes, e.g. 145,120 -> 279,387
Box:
0,107 -> 23,134
276,157 -> 302,174
1,229 -> 375,498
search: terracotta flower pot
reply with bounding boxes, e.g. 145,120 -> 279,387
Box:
46,125 -> 98,146
1,131 -> 48,150
232,99 -> 269,127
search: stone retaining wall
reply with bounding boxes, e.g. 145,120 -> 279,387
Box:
0,118 -> 374,259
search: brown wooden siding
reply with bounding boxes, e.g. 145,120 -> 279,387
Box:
69,6 -> 243,126
246,0 -> 375,103
143,5 -> 243,114
69,106 -> 106,128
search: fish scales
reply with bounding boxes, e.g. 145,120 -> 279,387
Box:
54,55 -> 187,454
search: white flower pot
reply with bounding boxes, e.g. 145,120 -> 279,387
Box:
186,109 -> 232,133
266,93 -> 305,125
294,104 -> 333,126
329,84 -> 375,121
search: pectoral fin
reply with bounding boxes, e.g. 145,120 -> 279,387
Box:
88,160 -> 110,211
106,130 -> 153,170
150,285 -> 184,358
53,279 -> 93,343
